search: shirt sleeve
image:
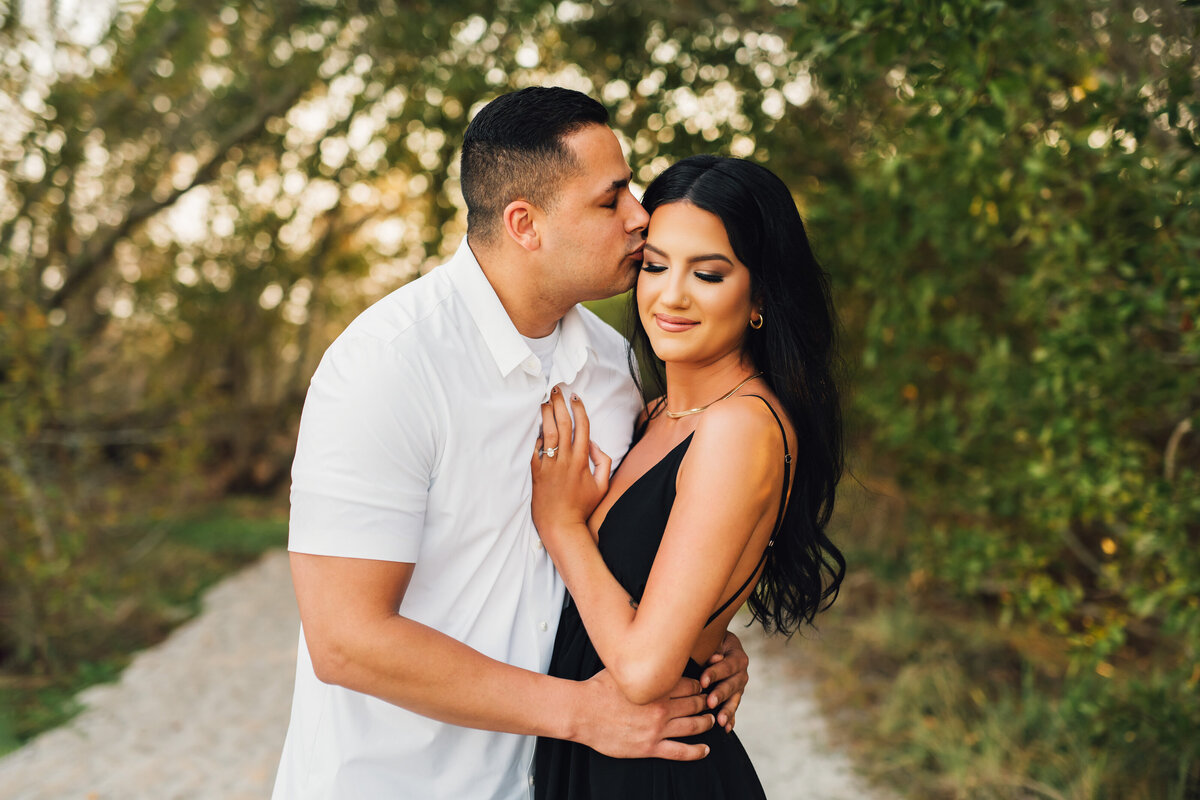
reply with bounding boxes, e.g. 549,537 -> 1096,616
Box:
287,333 -> 437,563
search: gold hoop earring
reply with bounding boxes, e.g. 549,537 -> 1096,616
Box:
749,313 -> 764,330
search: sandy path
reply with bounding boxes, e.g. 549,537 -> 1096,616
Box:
0,550 -> 892,799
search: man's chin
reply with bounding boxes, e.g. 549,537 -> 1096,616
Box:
587,273 -> 637,303
618,261 -> 641,292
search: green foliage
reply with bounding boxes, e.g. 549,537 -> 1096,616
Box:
865,612 -> 1199,799
814,492 -> 1200,799
1,0 -> 1197,793
802,0 -> 1200,675
0,501 -> 286,754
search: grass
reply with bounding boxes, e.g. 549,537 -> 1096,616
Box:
794,479 -> 1200,800
0,496 -> 287,755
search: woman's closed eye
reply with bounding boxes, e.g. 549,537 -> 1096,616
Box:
640,263 -> 724,284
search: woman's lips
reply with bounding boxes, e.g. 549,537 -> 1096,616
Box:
654,314 -> 698,333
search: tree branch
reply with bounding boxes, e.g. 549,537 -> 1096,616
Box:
45,78 -> 310,311
1164,417 -> 1193,482
1060,521 -> 1105,578
0,434 -> 56,560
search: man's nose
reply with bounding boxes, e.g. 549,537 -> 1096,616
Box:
625,194 -> 649,233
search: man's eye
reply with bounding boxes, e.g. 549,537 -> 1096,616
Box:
602,199 -> 618,209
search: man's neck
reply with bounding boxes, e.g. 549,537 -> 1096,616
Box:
469,238 -> 571,338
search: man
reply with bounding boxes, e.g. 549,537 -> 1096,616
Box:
272,87 -> 748,800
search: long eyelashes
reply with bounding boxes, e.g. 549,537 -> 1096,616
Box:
639,263 -> 724,283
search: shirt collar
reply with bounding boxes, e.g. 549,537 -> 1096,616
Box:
554,303 -> 591,384
443,239 -> 593,382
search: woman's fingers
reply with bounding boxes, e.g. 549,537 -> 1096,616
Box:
540,398 -> 559,456
570,393 -> 589,459
550,386 -> 573,454
538,388 -> 601,477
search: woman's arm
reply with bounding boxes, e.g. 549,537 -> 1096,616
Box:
531,389 -> 777,705
290,552 -> 718,758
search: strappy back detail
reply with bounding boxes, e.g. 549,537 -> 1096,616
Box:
703,394 -> 792,627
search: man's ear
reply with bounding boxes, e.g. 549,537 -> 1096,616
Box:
502,200 -> 541,251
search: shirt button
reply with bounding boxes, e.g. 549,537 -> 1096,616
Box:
533,539 -> 544,552
529,775 -> 535,786
539,621 -> 549,632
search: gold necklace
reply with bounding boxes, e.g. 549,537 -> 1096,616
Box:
663,373 -> 764,419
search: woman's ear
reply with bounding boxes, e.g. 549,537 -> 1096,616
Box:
752,290 -> 765,318
502,200 -> 541,252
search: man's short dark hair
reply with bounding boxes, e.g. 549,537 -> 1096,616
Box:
461,87 -> 609,244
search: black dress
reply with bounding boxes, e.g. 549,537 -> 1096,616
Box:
534,395 -> 792,799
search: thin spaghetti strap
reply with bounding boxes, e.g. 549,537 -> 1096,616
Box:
705,544 -> 771,627
704,393 -> 792,627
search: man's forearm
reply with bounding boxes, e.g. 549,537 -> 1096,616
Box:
289,551 -> 713,759
310,612 -> 582,740
307,612 -> 717,761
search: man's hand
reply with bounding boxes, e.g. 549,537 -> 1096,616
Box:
699,631 -> 749,732
574,670 -> 714,760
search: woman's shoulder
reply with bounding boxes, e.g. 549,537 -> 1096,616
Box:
696,391 -> 787,440
687,393 -> 789,470
674,396 -> 787,517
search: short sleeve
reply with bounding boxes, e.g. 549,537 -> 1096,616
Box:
288,334 -> 438,562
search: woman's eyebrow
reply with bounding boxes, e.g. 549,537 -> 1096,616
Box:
688,253 -> 734,266
644,242 -> 734,266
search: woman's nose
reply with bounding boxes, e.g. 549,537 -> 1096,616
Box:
659,274 -> 689,309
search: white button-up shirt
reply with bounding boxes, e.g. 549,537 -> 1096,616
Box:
273,241 -> 643,800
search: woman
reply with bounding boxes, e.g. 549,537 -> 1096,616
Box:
530,155 -> 846,798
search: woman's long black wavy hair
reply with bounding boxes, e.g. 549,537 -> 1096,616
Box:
631,155 -> 846,636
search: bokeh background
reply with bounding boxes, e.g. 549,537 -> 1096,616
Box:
1,1 -> 1197,797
